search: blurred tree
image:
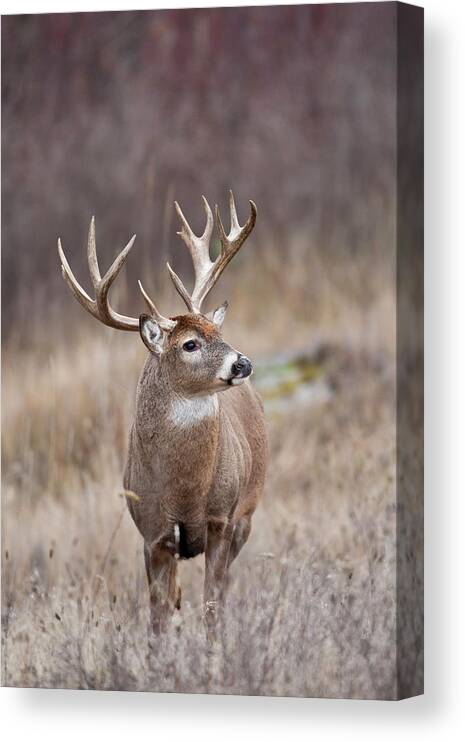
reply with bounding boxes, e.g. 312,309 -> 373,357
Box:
1,4 -> 396,333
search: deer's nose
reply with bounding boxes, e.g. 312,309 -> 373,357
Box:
231,355 -> 253,378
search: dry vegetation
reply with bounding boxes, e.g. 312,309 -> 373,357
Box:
2,243 -> 400,699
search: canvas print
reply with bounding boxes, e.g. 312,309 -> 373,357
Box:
1,2 -> 423,699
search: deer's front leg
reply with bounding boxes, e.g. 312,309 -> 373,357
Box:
204,521 -> 234,641
145,541 -> 179,636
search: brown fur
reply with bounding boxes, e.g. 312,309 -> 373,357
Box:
124,313 -> 267,638
169,314 -> 221,341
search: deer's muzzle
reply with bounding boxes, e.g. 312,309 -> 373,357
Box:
231,355 -> 253,380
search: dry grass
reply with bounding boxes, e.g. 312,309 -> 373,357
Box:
2,245 -> 399,698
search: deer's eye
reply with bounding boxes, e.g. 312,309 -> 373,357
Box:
183,340 -> 199,352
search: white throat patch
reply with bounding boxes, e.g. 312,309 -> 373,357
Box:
168,395 -> 218,429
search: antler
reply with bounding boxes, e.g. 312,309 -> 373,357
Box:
58,194 -> 256,330
58,217 -> 176,332
169,190 -> 257,313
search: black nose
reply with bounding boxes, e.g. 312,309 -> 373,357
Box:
231,355 -> 253,378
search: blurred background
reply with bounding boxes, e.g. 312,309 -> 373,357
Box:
2,3 -> 395,341
1,5 -> 417,698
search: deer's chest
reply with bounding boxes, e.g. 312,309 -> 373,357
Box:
207,409 -> 253,519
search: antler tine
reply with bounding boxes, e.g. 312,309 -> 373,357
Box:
169,192 -> 257,313
166,263 -> 194,313
138,280 -> 176,331
171,196 -> 215,312
175,196 -> 214,263
87,216 -> 101,290
58,237 -> 97,317
58,218 -> 175,333
95,233 -> 138,329
228,190 -> 241,234
198,192 -> 257,308
216,191 -> 257,255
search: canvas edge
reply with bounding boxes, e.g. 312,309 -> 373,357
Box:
395,0 -> 425,701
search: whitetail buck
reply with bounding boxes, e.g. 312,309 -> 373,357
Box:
58,192 -> 267,638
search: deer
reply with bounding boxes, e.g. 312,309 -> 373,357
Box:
58,192 -> 267,639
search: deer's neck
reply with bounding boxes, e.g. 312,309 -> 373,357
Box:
130,356 -> 221,523
167,394 -> 218,429
134,355 -> 219,441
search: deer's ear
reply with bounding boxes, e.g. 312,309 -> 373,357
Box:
209,301 -> 228,328
139,315 -> 164,354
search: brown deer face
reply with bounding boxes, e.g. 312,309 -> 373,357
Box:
139,309 -> 252,397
